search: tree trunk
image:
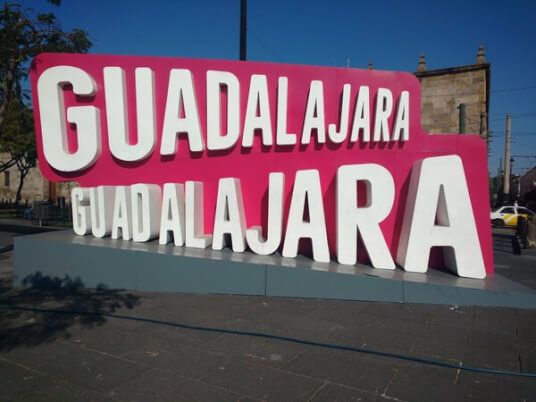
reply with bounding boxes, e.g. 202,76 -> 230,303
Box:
15,170 -> 24,205
15,163 -> 30,205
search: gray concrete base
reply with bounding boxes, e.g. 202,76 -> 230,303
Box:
13,230 -> 536,308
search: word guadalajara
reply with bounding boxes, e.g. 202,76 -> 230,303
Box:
72,155 -> 486,279
37,66 -> 409,172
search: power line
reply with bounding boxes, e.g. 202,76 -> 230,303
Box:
421,85 -> 536,98
488,132 -> 536,136
492,85 -> 536,93
490,113 -> 536,122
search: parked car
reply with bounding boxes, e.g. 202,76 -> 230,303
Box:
490,205 -> 536,227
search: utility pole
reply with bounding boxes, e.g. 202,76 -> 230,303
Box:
458,103 -> 466,134
496,157 -> 503,206
479,111 -> 488,146
239,0 -> 247,61
503,114 -> 511,203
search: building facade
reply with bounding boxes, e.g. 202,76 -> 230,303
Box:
414,45 -> 490,142
0,156 -> 74,204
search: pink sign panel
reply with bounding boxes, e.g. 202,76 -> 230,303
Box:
30,53 -> 493,276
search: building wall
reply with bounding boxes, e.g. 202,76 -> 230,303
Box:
415,64 -> 490,141
0,155 -> 76,204
520,167 -> 536,195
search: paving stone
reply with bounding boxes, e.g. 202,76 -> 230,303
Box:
409,317 -> 487,362
473,306 -> 524,336
0,358 -> 59,401
201,358 -> 323,402
66,323 -> 161,357
311,383 -> 388,401
518,347 -> 536,373
425,305 -> 477,329
201,333 -> 303,368
458,371 -> 536,401
40,343 -> 151,391
18,382 -> 115,402
465,330 -> 522,372
121,342 -> 226,380
304,299 -> 369,326
356,302 -> 438,325
255,296 -> 324,316
229,310 -> 337,342
282,348 -> 396,394
142,322 -> 222,348
0,358 -> 113,402
109,368 -> 240,402
138,293 -> 271,323
517,326 -> 536,345
324,319 -> 423,355
0,307 -> 91,351
384,363 -> 466,401
0,340 -> 77,371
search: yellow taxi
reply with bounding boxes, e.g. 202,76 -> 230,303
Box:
490,205 -> 536,227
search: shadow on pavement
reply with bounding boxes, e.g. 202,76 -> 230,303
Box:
0,272 -> 140,352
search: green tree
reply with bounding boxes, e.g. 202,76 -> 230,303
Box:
1,98 -> 37,203
0,2 -> 92,137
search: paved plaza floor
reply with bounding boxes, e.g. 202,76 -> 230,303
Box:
0,227 -> 535,401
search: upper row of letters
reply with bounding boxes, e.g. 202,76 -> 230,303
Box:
37,66 -> 410,172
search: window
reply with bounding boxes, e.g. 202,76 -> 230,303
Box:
501,207 -> 515,214
3,171 -> 9,187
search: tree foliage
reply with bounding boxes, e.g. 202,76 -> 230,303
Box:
0,2 -> 92,135
0,2 -> 91,201
1,98 -> 36,202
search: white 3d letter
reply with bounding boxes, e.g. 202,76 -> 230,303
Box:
242,74 -> 273,148
37,66 -> 101,172
246,172 -> 285,255
206,71 -> 240,151
396,155 -> 486,279
90,186 -> 116,238
111,186 -> 132,240
282,170 -> 329,262
373,88 -> 393,142
212,178 -> 247,252
328,84 -> 351,144
104,67 -> 156,161
161,69 -> 204,154
276,77 -> 296,146
301,81 -> 326,145
72,187 -> 91,235
336,164 -> 395,269
391,91 -> 409,141
185,181 -> 212,248
159,183 -> 185,246
131,184 -> 161,242
350,86 -> 371,142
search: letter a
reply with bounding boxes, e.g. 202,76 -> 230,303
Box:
396,155 -> 486,279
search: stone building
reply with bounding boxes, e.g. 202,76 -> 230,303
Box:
1,45 -> 491,205
0,155 -> 74,205
414,44 -> 490,142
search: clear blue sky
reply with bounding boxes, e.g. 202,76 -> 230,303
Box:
22,0 -> 536,176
